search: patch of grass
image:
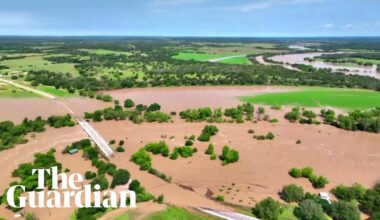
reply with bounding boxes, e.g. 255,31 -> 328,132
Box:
279,205 -> 298,220
36,85 -> 75,97
0,56 -> 78,75
219,56 -> 251,65
241,88 -> 380,110
0,83 -> 40,98
145,207 -> 215,220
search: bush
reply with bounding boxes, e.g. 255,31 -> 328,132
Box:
129,180 -> 141,191
147,103 -> 161,112
331,201 -> 360,220
202,125 -> 219,136
220,145 -> 239,165
266,132 -> 275,140
130,149 -> 152,170
281,184 -> 305,203
210,154 -> 217,160
197,132 -> 211,142
295,199 -> 325,220
111,169 -> 130,188
170,149 -> 179,160
205,144 -> 215,155
301,167 -> 314,178
310,176 -> 329,189
145,141 -> 169,157
116,146 -> 125,152
331,184 -> 366,201
289,168 -> 302,178
216,195 -> 225,202
185,140 -> 193,146
252,197 -> 283,220
85,171 -> 96,180
156,194 -> 164,204
124,99 -> 135,108
360,188 -> 380,215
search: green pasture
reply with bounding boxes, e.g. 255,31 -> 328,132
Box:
241,88 -> 380,110
0,56 -> 78,75
219,56 -> 251,65
172,52 -> 236,61
0,83 -> 40,98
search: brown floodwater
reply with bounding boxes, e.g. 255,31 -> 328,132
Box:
270,52 -> 380,79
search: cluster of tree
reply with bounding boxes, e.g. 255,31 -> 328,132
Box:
285,107 -> 320,125
170,146 -> 197,159
198,125 -> 219,142
204,143 -> 217,160
320,108 -> 380,133
331,183 -> 380,219
315,53 -> 380,66
0,116 -> 75,151
84,102 -> 170,124
0,149 -> 61,212
289,167 -> 329,189
47,114 -> 76,128
253,132 -> 275,140
219,145 -> 239,165
253,192 -> 362,220
130,148 -> 171,182
145,141 -> 170,157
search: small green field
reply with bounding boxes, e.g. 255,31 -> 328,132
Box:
0,83 -> 40,98
172,52 -> 236,61
80,49 -> 132,56
0,56 -> 78,75
112,207 -> 216,220
241,88 -> 380,110
220,56 -> 251,65
36,85 -> 75,97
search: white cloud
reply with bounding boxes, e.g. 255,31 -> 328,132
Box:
0,12 -> 41,28
322,23 -> 334,28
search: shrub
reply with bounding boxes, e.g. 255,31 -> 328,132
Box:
130,149 -> 152,170
202,125 -> 219,135
296,139 -> 302,144
185,140 -> 193,146
289,168 -> 302,178
109,139 -> 116,145
220,145 -> 239,165
285,107 -> 301,122
310,176 -> 329,189
85,171 -> 96,180
116,146 -> 125,152
197,132 -> 211,142
266,132 -> 275,140
216,195 -> 225,202
144,141 -> 169,156
124,99 -> 135,108
331,184 -> 366,201
331,201 -> 360,220
301,166 -> 314,178
111,169 -> 130,189
129,180 -> 141,191
156,194 -> 164,204
205,144 -> 215,155
281,184 -> 305,203
359,188 -> 380,215
253,197 -> 283,220
295,199 -> 325,220
248,129 -> 255,134
210,154 -> 217,160
170,149 -> 179,160
147,103 -> 161,112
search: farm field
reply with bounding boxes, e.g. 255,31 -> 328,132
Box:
241,87 -> 380,110
219,56 -> 251,65
172,52 -> 237,61
0,55 -> 78,75
80,49 -> 133,56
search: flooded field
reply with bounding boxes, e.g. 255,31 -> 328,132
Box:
270,52 -> 380,79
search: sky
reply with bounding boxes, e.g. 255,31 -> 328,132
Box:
0,0 -> 379,37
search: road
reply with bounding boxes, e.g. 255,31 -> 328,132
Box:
197,208 -> 259,220
208,55 -> 246,63
0,77 -> 114,157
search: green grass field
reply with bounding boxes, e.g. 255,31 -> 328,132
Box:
112,207 -> 215,220
0,56 -> 78,75
241,88 -> 380,110
36,85 -> 75,97
80,49 -> 132,56
172,52 -> 236,61
219,56 -> 251,65
0,83 -> 40,98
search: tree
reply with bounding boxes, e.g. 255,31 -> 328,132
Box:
266,132 -> 275,140
205,144 -> 215,155
295,199 -> 325,220
253,197 -> 283,220
111,169 -> 131,189
281,184 -> 305,203
156,194 -> 164,204
124,99 -> 135,108
146,103 -> 161,112
289,168 -> 302,178
202,125 -> 219,136
331,184 -> 366,201
220,145 -> 239,165
331,201 -> 360,220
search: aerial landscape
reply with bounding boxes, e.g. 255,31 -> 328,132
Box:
0,0 -> 380,220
